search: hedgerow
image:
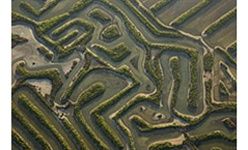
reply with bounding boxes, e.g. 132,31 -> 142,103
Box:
18,94 -> 71,150
93,43 -> 131,62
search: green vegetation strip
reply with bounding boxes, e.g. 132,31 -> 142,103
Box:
101,0 -> 184,50
76,82 -> 106,105
215,47 -> 236,66
88,8 -> 111,24
205,79 -> 213,106
37,46 -> 54,61
12,129 -> 32,150
203,8 -> 236,36
69,0 -> 93,14
12,11 -> 36,25
144,51 -> 162,88
91,79 -> 139,149
131,115 -> 154,132
37,13 -> 70,33
94,114 -> 124,149
170,0 -> 212,26
74,82 -> 108,149
50,19 -> 94,58
74,110 -> 109,150
219,81 -> 229,98
12,34 -> 28,48
150,0 -> 172,14
187,52 -> 199,110
58,30 -> 79,45
203,52 -> 214,72
20,0 -> 60,17
16,62 -> 63,95
227,42 -> 236,59
117,119 -> 135,150
149,131 -> 235,150
61,118 -> 89,150
51,19 -> 93,37
132,0 -> 179,33
169,57 -> 181,109
62,67 -> 89,100
18,94 -> 71,150
12,108 -> 52,150
121,0 -> 181,38
101,24 -> 121,41
93,43 -> 131,62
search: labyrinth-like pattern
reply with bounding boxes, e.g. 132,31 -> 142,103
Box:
12,0 -> 236,149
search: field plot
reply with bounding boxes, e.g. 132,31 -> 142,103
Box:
12,0 -> 236,149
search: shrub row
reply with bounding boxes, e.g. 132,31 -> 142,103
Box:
227,42 -> 236,59
18,94 -> 71,150
37,46 -> 54,61
16,62 -> 63,96
205,79 -> 213,106
150,0 -> 172,14
122,0 -> 181,38
100,0 -> 148,45
150,56 -> 163,86
61,118 -> 89,150
51,19 -> 93,37
69,0 -> 93,14
58,22 -> 94,58
169,57 -> 181,109
148,141 -> 177,150
94,114 -> 124,149
155,46 -> 198,110
187,53 -> 199,111
64,29 -> 93,48
117,119 -> 135,150
170,0 -> 212,26
36,34 -> 60,52
12,129 -> 32,150
58,30 -> 79,45
151,44 -> 196,55
73,82 -> 109,150
12,12 -> 36,25
58,38 -> 84,58
12,108 -> 52,149
222,118 -> 236,130
74,109 -> 109,150
88,7 -> 111,24
219,81 -> 229,99
131,115 -> 152,131
131,0 -> 180,34
12,34 -> 28,48
20,0 -> 60,17
215,47 -> 236,66
62,67 -> 89,100
65,60 -> 78,78
57,30 -> 79,45
39,0 -> 60,15
91,82 -> 139,149
113,95 -> 154,119
37,13 -> 70,33
149,130 -> 235,150
203,52 -> 214,72
143,50 -> 163,101
172,105 -> 211,125
93,43 -> 131,62
92,82 -> 137,114
101,24 -> 121,41
20,1 -> 39,16
76,82 -> 105,107
203,8 -> 236,36
191,130 -> 236,145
